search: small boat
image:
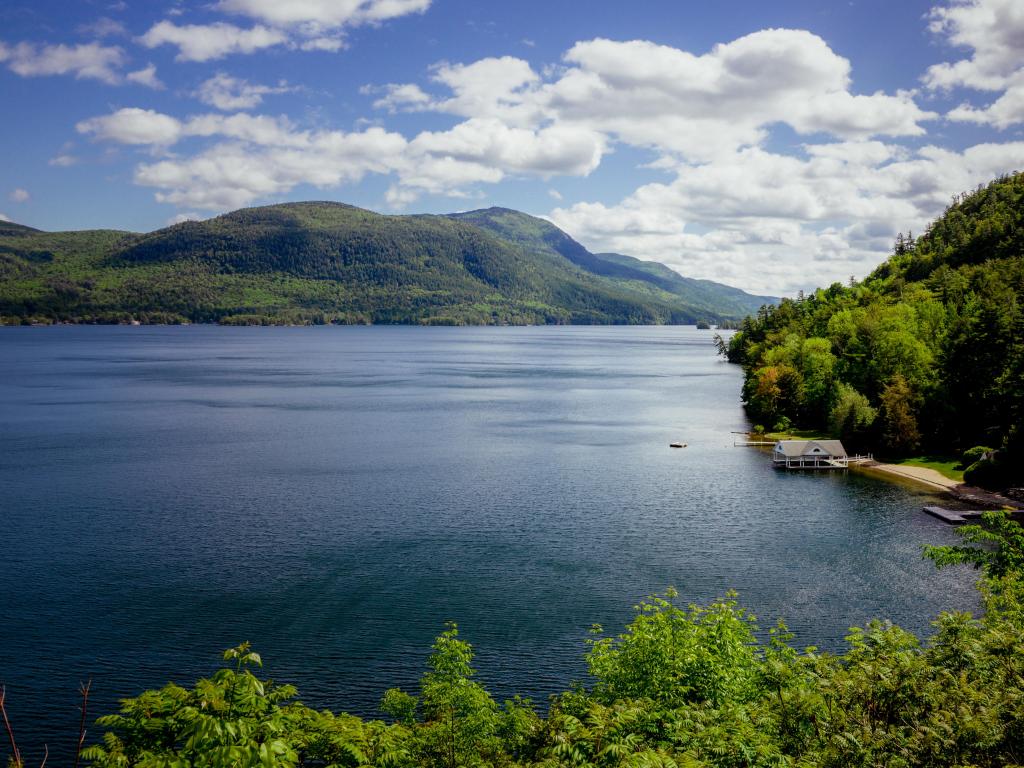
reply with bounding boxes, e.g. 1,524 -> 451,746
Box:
670,442 -> 687,448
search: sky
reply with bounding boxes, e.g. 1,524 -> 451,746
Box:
1,0 -> 1023,295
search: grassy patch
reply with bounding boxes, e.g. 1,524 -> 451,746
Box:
895,456 -> 965,482
754,429 -> 833,442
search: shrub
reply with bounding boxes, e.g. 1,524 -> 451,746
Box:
960,445 -> 993,469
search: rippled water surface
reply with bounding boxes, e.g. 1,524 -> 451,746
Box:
0,325 -> 976,759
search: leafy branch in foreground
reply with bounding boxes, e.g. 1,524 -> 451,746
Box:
924,509 -> 1024,578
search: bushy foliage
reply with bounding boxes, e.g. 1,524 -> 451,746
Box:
723,172 -> 1024,482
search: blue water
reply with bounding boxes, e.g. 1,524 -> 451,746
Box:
0,325 -> 975,761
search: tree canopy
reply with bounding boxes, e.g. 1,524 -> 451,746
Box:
720,172 -> 1024,484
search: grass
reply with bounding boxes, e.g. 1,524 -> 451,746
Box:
752,428 -> 832,442
894,455 -> 965,482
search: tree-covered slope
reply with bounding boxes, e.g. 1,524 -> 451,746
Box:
0,202 -> 769,326
449,207 -> 776,318
723,172 -> 1024,486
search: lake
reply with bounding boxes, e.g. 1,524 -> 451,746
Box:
0,325 -> 976,760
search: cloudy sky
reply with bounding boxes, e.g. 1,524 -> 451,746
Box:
1,0 -> 1023,294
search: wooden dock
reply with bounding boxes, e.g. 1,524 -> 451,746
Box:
923,506 -> 1024,525
923,506 -> 986,525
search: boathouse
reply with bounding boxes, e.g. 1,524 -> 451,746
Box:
772,439 -> 848,469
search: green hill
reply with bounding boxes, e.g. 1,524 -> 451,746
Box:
448,207 -> 777,318
0,201 -> 772,326
724,171 -> 1024,486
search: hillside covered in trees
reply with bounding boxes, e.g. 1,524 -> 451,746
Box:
721,172 -> 1024,487
449,208 -> 777,320
0,203 -> 773,326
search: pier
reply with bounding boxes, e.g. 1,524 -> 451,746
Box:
924,506 -> 1024,525
923,506 -> 987,525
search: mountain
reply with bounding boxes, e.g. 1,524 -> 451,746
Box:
0,201 -> 773,326
448,207 -> 777,318
724,171 -> 1023,485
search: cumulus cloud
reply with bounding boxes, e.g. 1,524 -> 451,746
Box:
49,154 -> 79,167
0,39 -> 159,88
216,0 -> 431,28
361,30 -> 938,204
196,73 -> 292,110
924,0 -> 1024,127
77,108 -> 185,146
142,0 -> 434,55
548,140 -> 1024,294
0,40 -> 125,83
76,106 -> 406,209
0,213 -> 10,222
134,126 -> 407,210
376,31 -> 935,166
9,188 -> 30,203
139,21 -> 287,62
77,17 -> 127,38
126,63 -> 164,89
76,104 -> 606,208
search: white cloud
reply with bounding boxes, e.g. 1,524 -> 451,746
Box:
548,141 -> 1024,294
409,118 -> 604,177
369,82 -> 431,112
216,0 -> 431,28
77,17 -> 127,38
0,40 -> 125,83
75,107 -> 408,209
0,213 -> 10,222
77,108 -> 184,146
376,31 -> 935,166
134,125 -> 407,210
126,63 -> 164,89
9,188 -> 30,203
76,104 -> 604,208
49,154 -> 79,167
138,21 -> 287,62
298,36 -> 345,52
925,0 -> 1024,127
196,73 -> 292,110
550,33 -> 934,155
946,75 -> 1024,128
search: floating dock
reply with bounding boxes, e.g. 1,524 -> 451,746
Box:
923,506 -> 986,525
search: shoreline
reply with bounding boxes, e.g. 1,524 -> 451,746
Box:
854,460 -> 1020,510
749,434 -> 1020,510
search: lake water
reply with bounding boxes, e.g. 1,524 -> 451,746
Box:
0,325 -> 976,760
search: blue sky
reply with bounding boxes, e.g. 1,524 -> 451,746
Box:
1,0 -> 1023,294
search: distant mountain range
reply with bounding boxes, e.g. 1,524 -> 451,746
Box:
0,202 -> 777,325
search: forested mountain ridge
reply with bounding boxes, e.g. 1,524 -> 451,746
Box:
0,202 -> 772,326
449,207 -> 777,317
723,171 -> 1024,486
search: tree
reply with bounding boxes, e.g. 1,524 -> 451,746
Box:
585,588 -> 760,708
415,623 -> 499,768
829,381 -> 876,451
878,374 -> 920,456
81,643 -> 302,768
